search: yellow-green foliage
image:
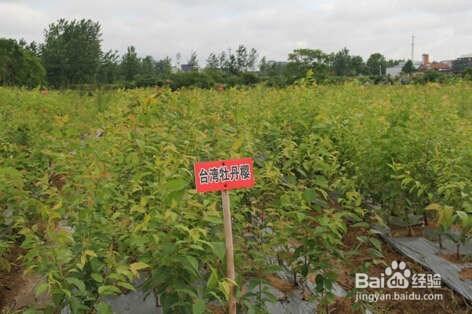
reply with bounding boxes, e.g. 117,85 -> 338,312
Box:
1,84 -> 472,312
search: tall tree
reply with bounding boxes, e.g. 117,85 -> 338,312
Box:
288,48 -> 331,76
0,38 -> 45,87
332,48 -> 352,76
121,46 -> 140,81
155,57 -> 172,76
42,19 -> 102,87
187,51 -> 199,70
288,49 -> 329,67
366,53 -> 387,76
351,55 -> 366,75
401,60 -> 415,74
224,52 -> 238,74
97,50 -> 120,84
259,56 -> 268,72
247,48 -> 258,71
236,45 -> 248,71
141,56 -> 156,77
25,41 -> 40,58
175,52 -> 182,70
218,51 -> 227,70
206,53 -> 219,70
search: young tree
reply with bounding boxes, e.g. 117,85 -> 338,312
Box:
42,19 -> 102,87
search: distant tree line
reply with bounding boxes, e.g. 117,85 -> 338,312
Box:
1,18 -> 471,89
0,38 -> 45,87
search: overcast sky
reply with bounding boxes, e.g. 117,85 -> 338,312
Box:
1,0 -> 472,64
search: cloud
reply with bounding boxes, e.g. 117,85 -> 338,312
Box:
1,0 -> 471,63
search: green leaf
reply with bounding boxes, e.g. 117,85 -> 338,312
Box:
98,285 -> 121,296
192,299 -> 206,314
207,267 -> 219,290
369,237 -> 382,251
84,249 -> 97,257
91,273 -> 104,283
130,261 -> 150,276
185,255 -> 199,274
303,189 -> 316,203
35,282 -> 49,296
164,178 -> 188,192
95,302 -> 113,314
210,242 -> 225,261
22,310 -> 41,314
117,281 -> 136,291
66,277 -> 86,293
314,175 -> 329,189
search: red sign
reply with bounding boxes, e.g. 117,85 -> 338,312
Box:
194,158 -> 255,193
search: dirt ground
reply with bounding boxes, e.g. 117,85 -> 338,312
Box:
334,227 -> 472,314
0,247 -> 49,312
2,227 -> 472,313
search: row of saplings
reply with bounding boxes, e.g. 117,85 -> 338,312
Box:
400,204 -> 472,260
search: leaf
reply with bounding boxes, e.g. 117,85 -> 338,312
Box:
315,187 -> 328,200
35,282 -> 49,296
425,203 -> 441,211
164,178 -> 188,192
84,249 -> 97,258
117,281 -> 136,291
369,237 -> 382,251
210,241 -> 225,261
192,299 -> 206,314
315,274 -> 325,292
314,175 -> 329,189
98,285 -> 121,296
207,267 -> 219,290
66,277 -> 86,293
185,255 -> 199,274
22,310 -> 42,314
130,261 -> 150,276
231,139 -> 243,152
91,273 -> 104,283
302,189 -> 316,203
95,302 -> 113,314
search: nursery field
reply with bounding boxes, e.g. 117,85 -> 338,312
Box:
1,83 -> 472,313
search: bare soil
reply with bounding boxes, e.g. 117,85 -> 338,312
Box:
0,246 -> 50,311
391,226 -> 426,237
459,268 -> 472,281
335,227 -> 471,314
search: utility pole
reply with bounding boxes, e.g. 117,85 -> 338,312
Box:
411,34 -> 415,61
